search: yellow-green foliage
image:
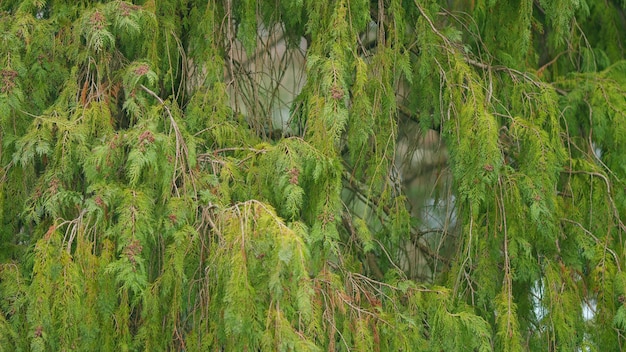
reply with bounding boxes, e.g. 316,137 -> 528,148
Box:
0,0 -> 625,350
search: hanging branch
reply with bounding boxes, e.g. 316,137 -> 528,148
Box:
140,84 -> 189,193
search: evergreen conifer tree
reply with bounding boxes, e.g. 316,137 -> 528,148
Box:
0,0 -> 625,350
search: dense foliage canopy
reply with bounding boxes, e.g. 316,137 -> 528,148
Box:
1,0 -> 626,350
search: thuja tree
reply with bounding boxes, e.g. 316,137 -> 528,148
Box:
1,0 -> 626,350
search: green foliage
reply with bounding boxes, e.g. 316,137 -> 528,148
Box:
0,0 -> 625,350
